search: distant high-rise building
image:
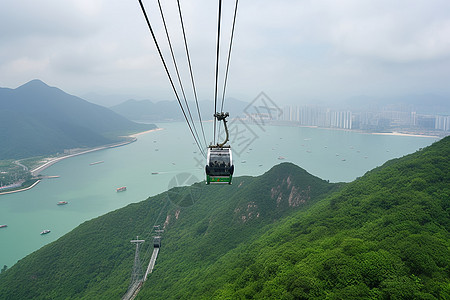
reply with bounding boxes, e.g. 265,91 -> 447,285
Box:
435,115 -> 450,131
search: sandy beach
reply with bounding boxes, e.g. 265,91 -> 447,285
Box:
0,127 -> 164,195
371,132 -> 440,138
129,127 -> 164,137
31,128 -> 164,176
0,128 -> 164,195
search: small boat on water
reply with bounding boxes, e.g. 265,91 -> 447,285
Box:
278,156 -> 285,160
0,224 -> 7,228
116,186 -> 127,192
89,161 -> 104,166
40,230 -> 51,235
151,172 -> 159,175
57,201 -> 68,205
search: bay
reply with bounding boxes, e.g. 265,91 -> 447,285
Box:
0,122 -> 437,268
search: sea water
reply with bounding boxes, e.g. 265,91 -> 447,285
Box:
0,122 -> 437,268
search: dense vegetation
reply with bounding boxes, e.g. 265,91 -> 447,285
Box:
0,137 -> 448,299
0,80 -> 155,160
0,160 -> 31,187
180,138 -> 449,299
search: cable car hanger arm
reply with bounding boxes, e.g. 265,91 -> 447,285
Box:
213,112 -> 229,148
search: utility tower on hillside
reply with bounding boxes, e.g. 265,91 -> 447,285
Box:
122,237 -> 145,300
130,237 -> 145,284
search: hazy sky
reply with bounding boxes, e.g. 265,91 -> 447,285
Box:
1,0 -> 450,106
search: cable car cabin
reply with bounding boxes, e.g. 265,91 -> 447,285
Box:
153,236 -> 161,248
205,147 -> 234,184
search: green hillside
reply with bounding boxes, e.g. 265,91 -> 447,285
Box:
181,139 -> 449,299
0,164 -> 336,299
0,137 -> 448,299
0,80 -> 155,160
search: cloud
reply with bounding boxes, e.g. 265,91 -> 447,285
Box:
325,0 -> 450,62
1,0 -> 449,104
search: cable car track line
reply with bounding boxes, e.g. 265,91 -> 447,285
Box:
155,0 -> 204,152
213,0 -> 222,145
177,0 -> 208,149
138,0 -> 206,158
220,0 -> 239,113
218,0 -> 239,139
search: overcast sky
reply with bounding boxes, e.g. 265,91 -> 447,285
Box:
1,0 -> 450,106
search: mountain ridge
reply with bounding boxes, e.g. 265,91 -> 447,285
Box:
0,80 -> 155,159
109,97 -> 250,122
0,138 -> 448,299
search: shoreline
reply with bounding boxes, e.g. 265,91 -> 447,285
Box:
128,127 -> 164,138
267,122 -> 442,139
0,180 -> 41,196
370,131 -> 439,138
1,128 -> 164,195
30,138 -> 137,176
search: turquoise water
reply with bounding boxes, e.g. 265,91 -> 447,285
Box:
0,122 -> 436,268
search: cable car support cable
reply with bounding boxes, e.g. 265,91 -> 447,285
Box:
155,0 -> 205,152
137,0 -> 206,158
217,0 -> 239,139
220,0 -> 239,114
213,0 -> 223,145
177,0 -> 208,148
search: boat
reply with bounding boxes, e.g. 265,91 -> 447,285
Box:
40,230 -> 50,235
89,161 -> 104,166
57,201 -> 68,205
278,156 -> 285,160
0,224 -> 7,228
151,172 -> 159,175
116,186 -> 127,192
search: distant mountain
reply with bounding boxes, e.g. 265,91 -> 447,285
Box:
0,80 -> 155,160
109,97 -> 250,122
0,138 -> 448,299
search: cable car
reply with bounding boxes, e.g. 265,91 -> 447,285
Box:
206,146 -> 234,184
153,236 -> 161,248
205,112 -> 234,184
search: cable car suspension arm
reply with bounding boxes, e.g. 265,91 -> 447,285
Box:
214,112 -> 229,148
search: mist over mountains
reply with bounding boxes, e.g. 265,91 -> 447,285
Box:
338,94 -> 450,114
109,97 -> 250,122
0,80 -> 155,160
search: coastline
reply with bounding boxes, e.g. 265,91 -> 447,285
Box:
0,180 -> 41,196
1,128 -> 164,195
31,128 -> 165,176
265,121 -> 443,139
128,127 -> 164,138
370,131 -> 440,138
30,138 -> 137,176
294,124 -> 441,139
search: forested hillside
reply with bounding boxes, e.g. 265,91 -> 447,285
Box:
0,137 -> 448,299
0,163 -> 336,299
176,139 -> 449,299
0,80 -> 155,160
